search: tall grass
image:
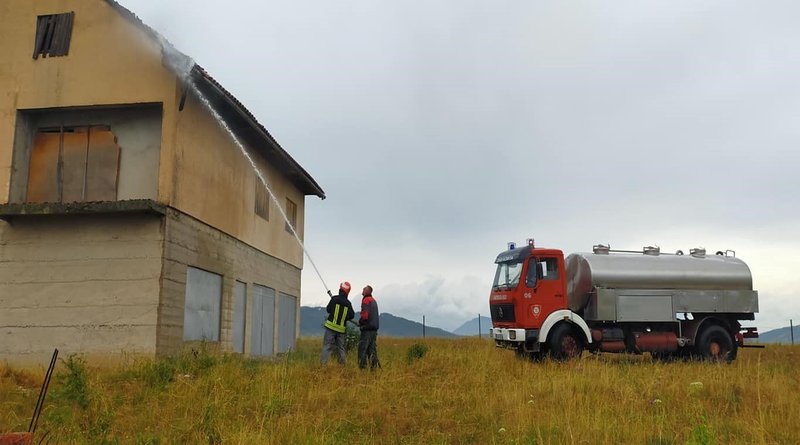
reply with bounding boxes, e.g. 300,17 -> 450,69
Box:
1,339 -> 798,444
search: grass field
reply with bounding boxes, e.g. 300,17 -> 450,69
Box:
1,338 -> 798,444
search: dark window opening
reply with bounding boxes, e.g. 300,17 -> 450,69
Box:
285,198 -> 297,233
255,183 -> 269,220
33,12 -> 75,60
526,257 -> 559,287
26,126 -> 120,203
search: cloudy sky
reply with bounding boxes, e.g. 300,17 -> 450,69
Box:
120,0 -> 800,332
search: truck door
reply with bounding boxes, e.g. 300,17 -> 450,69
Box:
524,256 -> 566,326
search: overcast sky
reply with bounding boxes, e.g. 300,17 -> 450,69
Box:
120,0 -> 800,332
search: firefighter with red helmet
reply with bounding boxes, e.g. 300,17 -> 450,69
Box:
320,281 -> 355,365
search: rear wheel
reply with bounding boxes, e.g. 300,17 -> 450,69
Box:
548,323 -> 583,361
696,325 -> 737,363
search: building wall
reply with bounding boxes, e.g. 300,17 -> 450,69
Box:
157,207 -> 300,356
0,0 -> 180,206
0,1 -> 311,361
0,0 -> 308,269
172,91 -> 306,269
0,214 -> 164,363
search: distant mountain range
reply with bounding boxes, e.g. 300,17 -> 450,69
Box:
758,325 -> 800,344
300,306 -> 457,338
452,316 -> 492,336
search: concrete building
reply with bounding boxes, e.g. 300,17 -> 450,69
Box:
0,0 -> 325,363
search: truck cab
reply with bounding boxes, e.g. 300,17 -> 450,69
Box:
490,240 -> 591,359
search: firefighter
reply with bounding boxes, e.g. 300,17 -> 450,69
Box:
357,285 -> 381,370
320,281 -> 355,365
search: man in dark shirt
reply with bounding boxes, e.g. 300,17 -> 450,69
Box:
320,282 -> 354,365
357,285 -> 380,370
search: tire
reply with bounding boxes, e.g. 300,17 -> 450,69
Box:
696,325 -> 737,363
548,323 -> 584,361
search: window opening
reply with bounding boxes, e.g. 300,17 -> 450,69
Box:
26,125 -> 120,203
255,183 -> 269,220
33,12 -> 75,59
285,198 -> 297,233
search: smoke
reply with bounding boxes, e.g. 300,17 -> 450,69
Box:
157,34 -> 195,82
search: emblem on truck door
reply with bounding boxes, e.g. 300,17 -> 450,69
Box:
532,305 -> 541,317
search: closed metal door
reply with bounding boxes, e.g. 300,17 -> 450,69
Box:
183,267 -> 222,341
278,293 -> 297,353
251,284 -> 275,356
232,281 -> 246,353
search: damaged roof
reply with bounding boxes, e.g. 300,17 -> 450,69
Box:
103,0 -> 325,199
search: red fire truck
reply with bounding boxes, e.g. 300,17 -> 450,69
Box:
489,239 -> 760,362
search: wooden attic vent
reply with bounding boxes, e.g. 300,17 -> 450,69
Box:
33,12 -> 75,59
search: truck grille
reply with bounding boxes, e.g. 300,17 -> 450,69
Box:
490,304 -> 515,322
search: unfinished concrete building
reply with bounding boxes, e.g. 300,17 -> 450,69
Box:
0,0 -> 325,363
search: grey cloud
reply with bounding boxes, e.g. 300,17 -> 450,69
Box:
122,0 -> 800,330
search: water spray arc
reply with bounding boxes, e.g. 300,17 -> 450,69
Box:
185,78 -> 332,297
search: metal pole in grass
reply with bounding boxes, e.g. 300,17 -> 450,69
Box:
478,314 -> 481,339
791,319 -> 795,345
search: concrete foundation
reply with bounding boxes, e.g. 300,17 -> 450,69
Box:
0,213 -> 163,363
0,205 -> 300,363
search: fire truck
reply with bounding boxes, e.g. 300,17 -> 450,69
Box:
488,239 -> 760,362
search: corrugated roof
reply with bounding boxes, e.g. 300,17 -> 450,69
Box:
103,0 -> 325,199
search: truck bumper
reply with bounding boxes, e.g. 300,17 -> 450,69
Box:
491,328 -> 539,350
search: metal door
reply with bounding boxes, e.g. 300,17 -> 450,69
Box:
232,281 -> 246,353
183,267 -> 222,341
251,284 -> 275,356
278,293 -> 297,353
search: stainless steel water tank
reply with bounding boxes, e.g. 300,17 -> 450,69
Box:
565,252 -> 753,312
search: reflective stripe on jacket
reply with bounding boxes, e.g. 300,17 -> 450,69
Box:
325,291 -> 354,333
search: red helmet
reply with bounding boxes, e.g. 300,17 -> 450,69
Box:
339,281 -> 352,294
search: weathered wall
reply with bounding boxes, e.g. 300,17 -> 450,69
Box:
0,0 -> 179,206
172,92 -> 306,269
0,0 -> 309,270
0,214 -> 164,363
157,208 -> 300,356
9,105 -> 163,202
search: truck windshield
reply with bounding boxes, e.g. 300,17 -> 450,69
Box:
493,261 -> 523,290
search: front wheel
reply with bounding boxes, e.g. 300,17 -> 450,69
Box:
696,325 -> 737,363
548,323 -> 584,361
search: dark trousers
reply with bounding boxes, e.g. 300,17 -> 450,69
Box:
358,330 -> 380,369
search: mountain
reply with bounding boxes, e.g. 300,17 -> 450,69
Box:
453,316 -> 492,336
300,306 -> 457,338
757,325 -> 800,344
